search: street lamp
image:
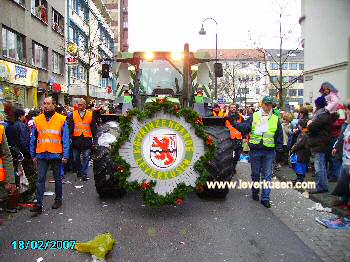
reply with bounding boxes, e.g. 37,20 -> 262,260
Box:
199,17 -> 218,100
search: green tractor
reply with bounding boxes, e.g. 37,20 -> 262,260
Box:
93,44 -> 236,206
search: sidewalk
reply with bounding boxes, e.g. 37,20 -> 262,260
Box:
275,165 -> 350,218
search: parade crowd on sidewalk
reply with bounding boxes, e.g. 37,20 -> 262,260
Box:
0,81 -> 350,223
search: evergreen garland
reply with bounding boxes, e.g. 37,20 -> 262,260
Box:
111,98 -> 215,208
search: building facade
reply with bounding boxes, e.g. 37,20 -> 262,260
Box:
0,0 -> 66,109
266,49 -> 304,110
66,0 -> 116,104
300,0 -> 350,103
197,49 -> 268,106
102,0 -> 128,52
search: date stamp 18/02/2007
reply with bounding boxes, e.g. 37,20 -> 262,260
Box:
11,240 -> 77,250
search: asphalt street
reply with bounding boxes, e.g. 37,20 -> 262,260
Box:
0,164 -> 321,262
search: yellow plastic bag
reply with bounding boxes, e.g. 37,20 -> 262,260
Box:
75,233 -> 116,260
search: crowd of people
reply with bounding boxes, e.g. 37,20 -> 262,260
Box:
0,97 -> 99,221
213,82 -> 350,210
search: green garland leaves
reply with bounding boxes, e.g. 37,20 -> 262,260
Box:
111,98 -> 215,208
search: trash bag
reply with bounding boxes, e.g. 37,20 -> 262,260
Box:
19,173 -> 29,194
75,233 -> 116,260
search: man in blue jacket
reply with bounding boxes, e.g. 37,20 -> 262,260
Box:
231,96 -> 283,208
30,97 -> 70,215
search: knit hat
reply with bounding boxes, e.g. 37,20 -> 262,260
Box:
314,96 -> 327,108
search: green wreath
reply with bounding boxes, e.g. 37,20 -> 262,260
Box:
111,98 -> 215,208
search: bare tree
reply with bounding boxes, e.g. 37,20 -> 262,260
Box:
248,0 -> 303,109
217,61 -> 238,102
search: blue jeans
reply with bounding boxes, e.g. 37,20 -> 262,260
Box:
314,152 -> 328,191
73,148 -> 91,178
328,157 -> 342,180
249,150 -> 275,201
36,159 -> 62,208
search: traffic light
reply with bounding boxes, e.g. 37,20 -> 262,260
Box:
102,64 -> 109,78
214,62 -> 223,77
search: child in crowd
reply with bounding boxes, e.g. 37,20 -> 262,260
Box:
291,119 -> 310,184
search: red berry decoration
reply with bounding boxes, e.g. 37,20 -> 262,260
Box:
141,182 -> 150,190
158,98 -> 165,104
173,104 -> 180,113
196,184 -> 204,193
116,166 -> 125,173
176,198 -> 183,205
195,116 -> 203,125
207,136 -> 213,146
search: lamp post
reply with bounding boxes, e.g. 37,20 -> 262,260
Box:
199,17 -> 218,100
239,75 -> 250,108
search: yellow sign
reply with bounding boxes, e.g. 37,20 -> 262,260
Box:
0,60 -> 38,87
67,42 -> 78,56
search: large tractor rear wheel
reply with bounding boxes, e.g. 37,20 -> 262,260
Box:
197,126 -> 235,198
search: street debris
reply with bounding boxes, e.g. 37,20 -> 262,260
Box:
44,192 -> 55,196
75,185 -> 84,189
36,257 -> 44,262
302,191 -> 309,199
307,203 -> 332,213
63,180 -> 72,184
102,205 -> 108,207
59,213 -> 63,215
180,241 -> 185,245
147,227 -> 156,236
92,254 -> 105,262
68,219 -> 73,222
316,216 -> 350,229
75,233 -> 116,260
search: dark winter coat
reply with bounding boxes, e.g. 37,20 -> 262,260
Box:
5,120 -> 30,156
291,132 -> 310,163
307,108 -> 333,153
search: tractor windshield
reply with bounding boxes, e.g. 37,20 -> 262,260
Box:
139,59 -> 183,96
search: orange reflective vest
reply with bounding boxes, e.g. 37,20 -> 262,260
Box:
0,125 -> 6,182
225,114 -> 243,140
73,110 -> 93,138
34,113 -> 66,154
213,111 -> 224,117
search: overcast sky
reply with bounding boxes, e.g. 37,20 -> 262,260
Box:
128,0 -> 301,52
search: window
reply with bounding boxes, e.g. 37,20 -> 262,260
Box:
52,9 -> 64,35
256,88 -> 260,95
282,76 -> 288,83
271,76 -> 278,83
256,75 -> 261,81
288,89 -> 297,97
31,0 -> 48,24
298,89 -> 304,96
282,63 -> 288,70
297,75 -> 304,83
100,74 -> 109,88
32,41 -> 48,69
77,1 -> 88,22
299,63 -> 304,70
289,63 -> 298,70
52,52 -> 64,74
2,27 -> 24,61
12,0 -> 25,6
270,63 -> 278,70
69,63 -> 86,81
69,24 -> 88,51
288,76 -> 297,83
269,89 -> 277,96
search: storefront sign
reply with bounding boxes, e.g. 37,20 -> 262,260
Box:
0,60 -> 38,87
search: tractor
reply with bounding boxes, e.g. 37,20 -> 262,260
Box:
93,44 -> 236,205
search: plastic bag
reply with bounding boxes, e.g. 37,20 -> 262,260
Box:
290,153 -> 297,164
75,233 -> 116,260
19,174 -> 29,194
98,133 -> 116,148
